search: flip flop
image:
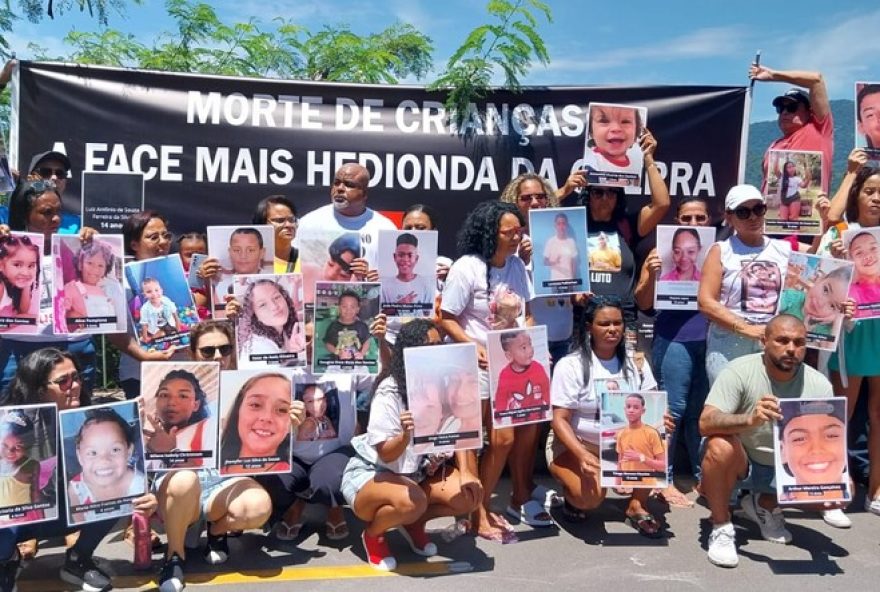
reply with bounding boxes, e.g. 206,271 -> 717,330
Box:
561,500 -> 588,524
272,520 -> 303,541
505,500 -> 554,527
625,513 -> 664,539
326,520 -> 350,541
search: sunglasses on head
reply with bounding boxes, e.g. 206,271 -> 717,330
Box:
26,179 -> 57,194
775,102 -> 800,115
198,344 -> 233,358
49,371 -> 80,391
728,204 -> 768,220
37,167 -> 67,179
679,214 -> 709,224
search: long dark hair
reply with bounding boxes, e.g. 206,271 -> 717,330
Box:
780,160 -> 795,198
8,179 -> 61,232
571,298 -> 631,388
155,369 -> 210,429
370,318 -> 436,408
220,372 -> 291,463
456,200 -> 524,291
0,234 -> 41,311
8,348 -> 80,406
240,279 -> 298,348
847,166 -> 880,224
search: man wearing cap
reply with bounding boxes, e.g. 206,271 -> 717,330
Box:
28,150 -> 71,195
749,64 -> 832,193
698,314 -> 849,569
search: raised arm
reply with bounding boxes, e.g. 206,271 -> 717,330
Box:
749,64 -> 830,122
826,149 -> 869,224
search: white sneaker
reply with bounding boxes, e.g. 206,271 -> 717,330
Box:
707,522 -> 738,568
865,496 -> 880,516
740,493 -> 792,544
822,508 -> 852,529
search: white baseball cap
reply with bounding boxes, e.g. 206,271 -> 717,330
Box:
724,184 -> 764,211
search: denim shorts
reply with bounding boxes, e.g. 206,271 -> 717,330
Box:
698,437 -> 776,495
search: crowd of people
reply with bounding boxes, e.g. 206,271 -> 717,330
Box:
0,60 -> 876,592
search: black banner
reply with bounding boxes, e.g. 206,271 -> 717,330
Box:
13,62 -> 747,254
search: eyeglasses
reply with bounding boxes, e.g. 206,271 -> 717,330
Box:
268,216 -> 297,226
499,226 -> 525,238
679,214 -> 709,224
144,231 -> 173,243
36,167 -> 67,179
588,187 -> 618,200
518,193 -> 548,203
198,344 -> 233,358
775,102 -> 800,115
729,204 -> 768,220
49,371 -> 80,391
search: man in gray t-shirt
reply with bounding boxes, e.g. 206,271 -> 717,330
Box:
699,314 -> 847,568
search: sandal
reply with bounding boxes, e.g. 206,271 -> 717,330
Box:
531,484 -> 563,509
272,520 -> 303,541
625,513 -> 664,539
325,520 -> 350,541
505,500 -> 554,527
561,500 -> 588,524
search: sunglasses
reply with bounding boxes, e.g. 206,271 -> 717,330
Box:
729,204 -> 768,220
48,371 -> 80,391
588,187 -> 618,199
775,102 -> 800,115
198,344 -> 233,358
37,167 -> 67,179
679,214 -> 709,224
518,193 -> 548,203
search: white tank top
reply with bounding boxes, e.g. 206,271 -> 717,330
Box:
717,234 -> 791,325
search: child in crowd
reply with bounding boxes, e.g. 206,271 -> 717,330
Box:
177,232 -> 210,319
493,331 -> 550,426
0,234 -> 40,327
138,277 -> 180,343
848,231 -> 880,316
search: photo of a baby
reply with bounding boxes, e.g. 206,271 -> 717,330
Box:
487,326 -> 552,428
581,102 -> 647,194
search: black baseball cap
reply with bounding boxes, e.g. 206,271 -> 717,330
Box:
28,150 -> 71,174
772,89 -> 811,110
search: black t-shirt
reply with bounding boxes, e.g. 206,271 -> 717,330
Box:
588,215 -> 638,322
323,319 -> 370,359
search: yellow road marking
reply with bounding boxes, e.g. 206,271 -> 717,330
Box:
19,561 -> 455,591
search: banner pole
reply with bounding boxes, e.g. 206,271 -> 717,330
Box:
737,50 -> 761,185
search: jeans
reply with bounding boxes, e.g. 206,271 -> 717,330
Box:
705,323 -> 761,386
653,335 -> 709,480
0,338 -> 96,406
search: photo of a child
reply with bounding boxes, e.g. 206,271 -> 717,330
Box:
299,231 -> 362,305
855,82 -> 880,156
59,400 -> 146,526
488,326 -> 552,428
313,281 -> 380,374
377,229 -> 437,319
843,227 -> 880,319
581,102 -> 647,193
764,150 -> 824,235
600,390 -> 668,488
233,274 -> 306,368
740,260 -> 783,315
206,225 -> 275,318
0,233 -> 42,334
529,207 -> 590,297
295,383 -> 339,442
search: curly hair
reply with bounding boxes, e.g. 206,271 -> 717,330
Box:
75,407 -> 136,450
370,318 -> 437,408
570,297 -> 631,388
0,234 -> 41,312
0,409 -> 36,450
456,200 -> 525,291
239,279 -> 298,350
189,319 -> 235,358
75,239 -> 115,281
846,166 -> 880,223
498,173 -> 559,208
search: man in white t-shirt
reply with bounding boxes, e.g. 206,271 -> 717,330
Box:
295,163 -> 396,272
380,233 -> 434,316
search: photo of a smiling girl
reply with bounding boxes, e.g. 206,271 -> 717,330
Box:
843,227 -> 880,318
0,405 -> 57,528
232,274 -> 306,369
59,400 -> 146,526
581,102 -> 647,193
0,232 -> 42,334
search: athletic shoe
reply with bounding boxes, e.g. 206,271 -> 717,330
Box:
822,509 -> 852,529
706,522 -> 738,568
740,493 -> 792,544
59,549 -> 112,592
398,524 -> 438,557
361,532 -> 396,571
0,548 -> 21,592
865,496 -> 880,516
158,554 -> 185,592
203,524 -> 229,565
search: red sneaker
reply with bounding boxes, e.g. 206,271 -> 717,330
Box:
399,523 -> 438,557
362,531 -> 396,571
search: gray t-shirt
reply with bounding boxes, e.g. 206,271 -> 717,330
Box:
704,353 -> 833,466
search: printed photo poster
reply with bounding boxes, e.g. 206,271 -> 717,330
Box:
405,342 -> 483,455
0,232 -> 43,335
529,207 -> 590,297
59,399 -> 147,527
764,150 -> 823,235
232,273 -> 307,368
740,259 -> 784,318
298,229 -> 363,306
124,255 -> 200,352
487,326 -> 552,428
217,369 -> 294,476
377,229 -> 438,319
843,227 -> 880,319
581,102 -> 647,194
855,82 -> 880,159
774,398 -> 851,505
140,361 -> 221,472
654,225 -> 716,310
587,230 -> 622,273
206,225 -> 275,318
312,281 -> 380,375
292,372 -> 356,460
599,390 -> 668,489
0,404 -> 59,530
779,252 -> 853,350
80,171 -> 145,233
51,234 -> 126,335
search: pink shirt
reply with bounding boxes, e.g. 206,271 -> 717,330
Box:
762,112 -> 834,193
850,280 -> 880,319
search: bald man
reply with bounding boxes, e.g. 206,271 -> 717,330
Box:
698,315 -> 847,567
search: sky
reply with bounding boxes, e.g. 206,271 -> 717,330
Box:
5,0 -> 880,122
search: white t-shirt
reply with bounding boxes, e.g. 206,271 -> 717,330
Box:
551,351 -> 657,445
543,235 -> 578,280
366,377 -> 421,474
530,296 -> 573,342
294,204 -> 397,267
380,274 -> 435,312
441,254 -> 532,347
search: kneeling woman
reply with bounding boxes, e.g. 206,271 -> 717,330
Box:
341,319 -> 483,571
548,298 -> 663,537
